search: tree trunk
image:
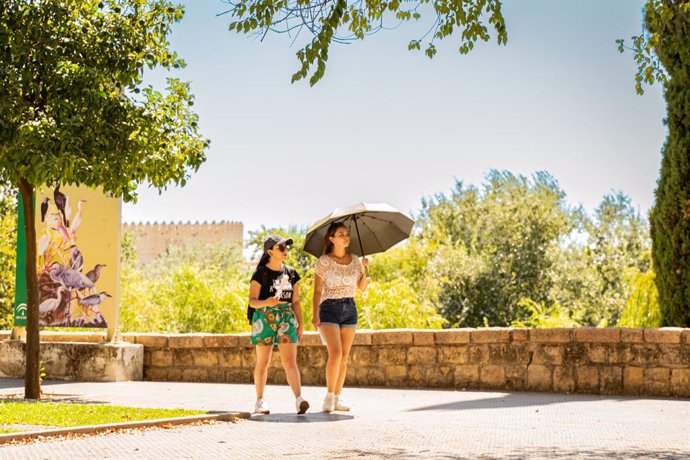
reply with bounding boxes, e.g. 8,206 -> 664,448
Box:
18,178 -> 40,399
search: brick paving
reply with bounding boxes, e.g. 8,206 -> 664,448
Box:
1,378 -> 689,459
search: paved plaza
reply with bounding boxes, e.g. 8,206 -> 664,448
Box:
1,378 -> 689,459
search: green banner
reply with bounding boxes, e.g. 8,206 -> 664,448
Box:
13,193 -> 28,327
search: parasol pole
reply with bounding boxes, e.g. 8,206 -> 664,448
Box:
352,215 -> 369,276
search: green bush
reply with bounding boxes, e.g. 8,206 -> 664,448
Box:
618,269 -> 662,328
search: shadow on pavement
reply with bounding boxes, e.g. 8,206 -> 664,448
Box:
328,447 -> 688,459
406,392 -> 668,412
249,413 -> 354,423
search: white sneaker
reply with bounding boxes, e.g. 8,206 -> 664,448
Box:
334,395 -> 350,411
322,394 -> 335,413
254,398 -> 270,414
296,396 -> 310,414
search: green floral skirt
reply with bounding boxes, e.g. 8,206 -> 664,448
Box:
250,303 -> 299,349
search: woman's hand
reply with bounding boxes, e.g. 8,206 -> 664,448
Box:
265,296 -> 280,307
297,324 -> 304,341
311,316 -> 320,329
361,256 -> 369,271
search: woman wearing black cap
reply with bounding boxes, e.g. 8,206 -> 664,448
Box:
248,234 -> 309,415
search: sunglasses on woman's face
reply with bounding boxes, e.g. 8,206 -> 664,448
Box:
275,243 -> 289,252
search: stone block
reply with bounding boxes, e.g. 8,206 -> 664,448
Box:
363,367 -> 386,386
242,350 -> 257,368
599,366 -> 623,395
235,333 -> 252,348
526,365 -> 552,391
193,350 -> 219,367
143,350 -> 152,367
479,365 -> 506,388
644,328 -> 682,344
682,330 -> 690,346
207,368 -> 226,382
150,349 -> 173,368
385,365 -> 408,386
353,331 -> 372,345
144,367 -> 169,381
553,367 -> 575,393
504,366 -> 526,391
226,368 -> 252,383
345,366 -> 357,385
407,347 -> 437,365
350,347 -> 377,366
182,368 -> 209,382
218,349 -> 242,368
466,345 -> 488,364
562,343 -> 587,364
130,333 -> 169,349
586,345 -> 608,364
435,329 -> 471,344
299,332 -> 322,346
623,367 -> 644,394
658,346 -> 685,367
575,366 -> 599,393
371,330 -> 413,345
620,328 -> 644,344
437,346 -> 468,365
533,345 -> 564,366
203,335 -> 239,348
454,365 -> 479,387
488,344 -> 520,364
671,369 -> 690,397
574,328 -> 620,343
378,347 -> 407,365
530,328 -> 572,343
644,367 -> 671,394
510,329 -> 530,342
471,328 -> 511,344
168,334 -> 205,349
407,365 -> 429,388
272,368 -> 287,385
413,331 -> 435,346
427,366 -> 454,388
173,349 -> 194,367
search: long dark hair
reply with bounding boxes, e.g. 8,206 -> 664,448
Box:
322,222 -> 347,255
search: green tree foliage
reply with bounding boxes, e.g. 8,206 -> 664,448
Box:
0,0 -> 209,398
0,182 -> 16,330
645,1 -> 690,326
511,299 -> 581,329
618,268 -> 662,328
223,0 -> 507,85
120,234 -> 250,333
419,171 -> 577,327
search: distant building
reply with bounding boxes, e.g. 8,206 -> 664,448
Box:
122,221 -> 243,264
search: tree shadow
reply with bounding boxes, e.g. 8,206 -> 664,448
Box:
407,391 -> 684,412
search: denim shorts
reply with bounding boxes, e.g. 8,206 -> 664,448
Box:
319,298 -> 357,328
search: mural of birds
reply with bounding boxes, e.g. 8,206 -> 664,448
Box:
53,184 -> 69,227
68,245 -> 84,271
49,262 -> 94,291
39,287 -> 67,316
37,234 -> 51,258
50,212 -> 72,244
69,199 -> 87,235
40,197 -> 50,222
85,264 -> 106,284
78,292 -> 111,311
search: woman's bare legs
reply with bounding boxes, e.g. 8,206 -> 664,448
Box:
254,345 -> 272,399
321,325 -> 343,393
334,327 -> 356,395
278,342 -> 302,397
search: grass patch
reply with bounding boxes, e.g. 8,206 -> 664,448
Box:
0,401 -> 206,428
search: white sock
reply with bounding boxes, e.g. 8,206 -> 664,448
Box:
326,392 -> 334,399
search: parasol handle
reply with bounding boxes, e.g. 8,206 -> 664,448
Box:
353,216 -> 369,277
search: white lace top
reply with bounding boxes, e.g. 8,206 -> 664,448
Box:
314,254 -> 363,302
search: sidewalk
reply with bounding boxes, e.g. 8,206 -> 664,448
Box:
1,378 -> 689,459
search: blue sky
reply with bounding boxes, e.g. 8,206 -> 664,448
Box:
122,0 -> 666,234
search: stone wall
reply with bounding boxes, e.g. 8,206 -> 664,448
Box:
123,221 -> 243,264
122,328 -> 690,397
2,328 -> 689,397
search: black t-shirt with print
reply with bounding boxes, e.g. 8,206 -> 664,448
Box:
247,264 -> 301,323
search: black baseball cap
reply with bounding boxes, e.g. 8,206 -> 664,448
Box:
263,235 -> 293,251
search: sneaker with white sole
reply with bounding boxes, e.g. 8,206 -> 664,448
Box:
322,394 -> 335,413
295,396 -> 310,414
254,398 -> 270,414
334,396 -> 350,411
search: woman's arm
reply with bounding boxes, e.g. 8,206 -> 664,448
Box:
312,274 -> 323,328
357,256 -> 370,291
248,280 -> 279,308
291,282 -> 304,339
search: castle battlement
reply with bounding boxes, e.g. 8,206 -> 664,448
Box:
122,221 -> 243,264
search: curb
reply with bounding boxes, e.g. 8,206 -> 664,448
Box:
0,411 -> 250,444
